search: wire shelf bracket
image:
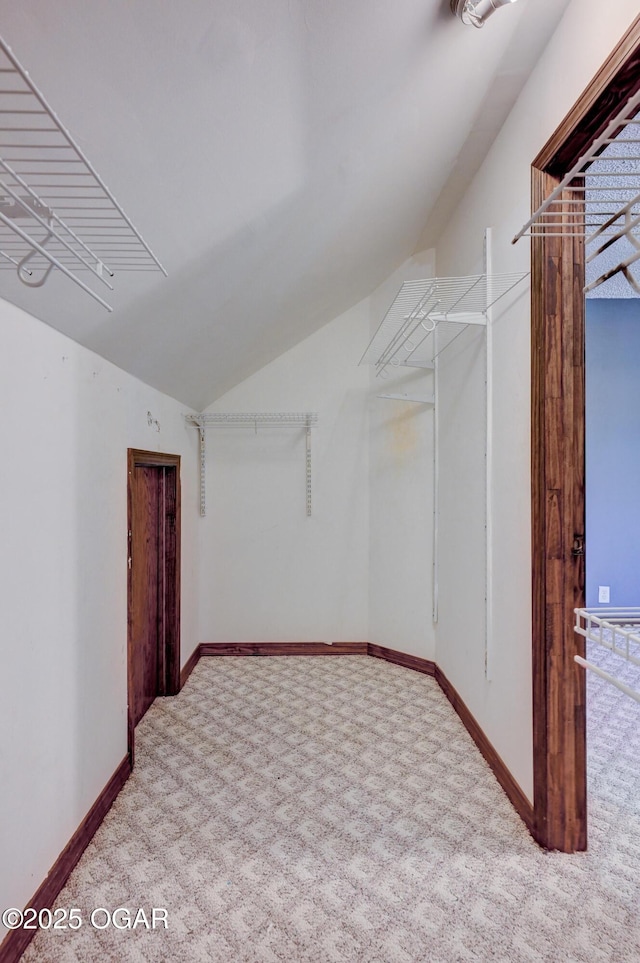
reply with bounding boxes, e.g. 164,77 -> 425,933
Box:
574,607 -> 640,705
513,87 -> 640,295
376,392 -> 435,404
359,272 -> 528,380
0,35 -> 166,310
186,412 -> 318,517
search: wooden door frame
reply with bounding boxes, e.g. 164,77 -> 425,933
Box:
531,15 -> 640,852
127,448 -> 181,765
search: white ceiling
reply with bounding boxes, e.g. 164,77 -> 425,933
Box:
0,0 -> 570,409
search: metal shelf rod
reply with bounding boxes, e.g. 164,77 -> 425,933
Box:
574,656 -> 640,705
5,171 -> 96,176
7,158 -> 86,164
0,144 -> 82,149
580,155 -> 640,163
0,127 -> 68,132
0,248 -> 30,271
548,185 -> 638,190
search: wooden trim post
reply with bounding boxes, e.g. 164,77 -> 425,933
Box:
530,15 -> 640,852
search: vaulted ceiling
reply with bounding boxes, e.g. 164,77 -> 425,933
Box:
0,0 -> 569,409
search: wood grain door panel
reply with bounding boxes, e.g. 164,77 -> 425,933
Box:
127,449 -> 181,764
130,465 -> 161,727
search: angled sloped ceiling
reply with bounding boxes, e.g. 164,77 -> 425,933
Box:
0,0 -> 569,409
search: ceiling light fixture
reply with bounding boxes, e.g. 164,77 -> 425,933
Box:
450,0 -> 519,29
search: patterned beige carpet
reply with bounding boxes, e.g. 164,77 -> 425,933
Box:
21,654 -> 640,962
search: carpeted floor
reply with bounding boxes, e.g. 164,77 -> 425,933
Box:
20,653 -> 640,963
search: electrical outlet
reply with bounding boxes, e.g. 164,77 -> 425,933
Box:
598,586 -> 610,604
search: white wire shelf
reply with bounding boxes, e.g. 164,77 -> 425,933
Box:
188,412 -> 317,428
376,392 -> 434,404
186,412 -> 318,517
574,607 -> 640,705
0,36 -> 166,311
360,273 -> 528,379
513,87 -> 640,296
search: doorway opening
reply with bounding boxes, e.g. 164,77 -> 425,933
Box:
127,448 -> 181,765
530,16 -> 640,852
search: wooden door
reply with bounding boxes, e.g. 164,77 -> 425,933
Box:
129,464 -> 162,727
127,449 -> 181,761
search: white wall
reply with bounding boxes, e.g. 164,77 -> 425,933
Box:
431,0 -> 640,802
197,252 -> 439,656
0,298 -> 199,937
198,302 -> 371,643
586,299 -> 640,608
368,251 -> 437,660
